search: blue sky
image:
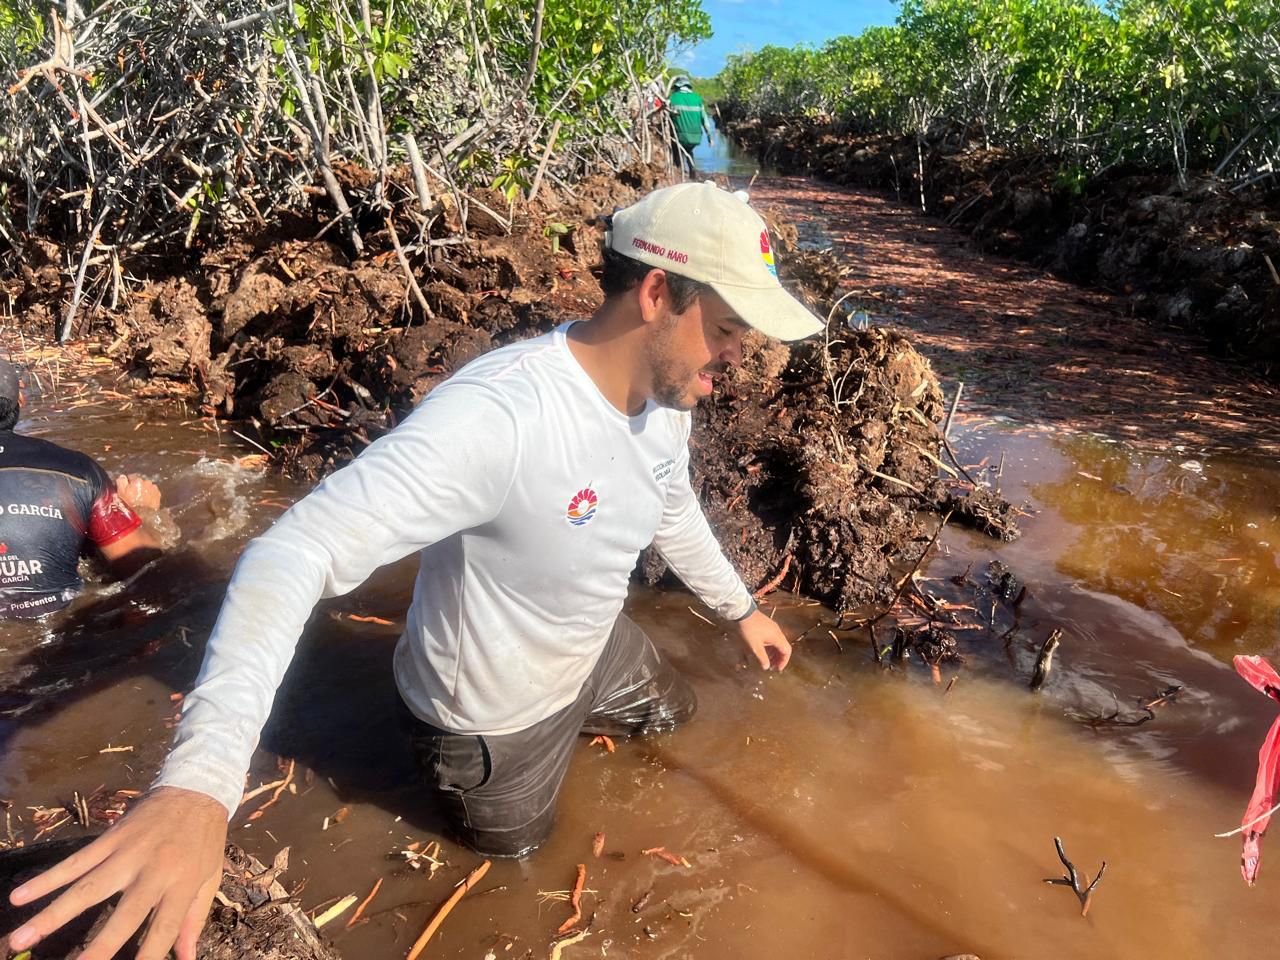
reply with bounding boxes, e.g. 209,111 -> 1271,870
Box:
677,0 -> 901,76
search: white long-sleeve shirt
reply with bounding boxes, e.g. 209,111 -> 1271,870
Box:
156,322 -> 754,815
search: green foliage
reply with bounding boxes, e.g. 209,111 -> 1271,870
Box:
483,0 -> 710,129
717,0 -> 1280,182
543,220 -> 571,254
0,0 -> 42,55
266,0 -> 712,187
689,75 -> 724,103
0,0 -> 713,261
491,154 -> 533,201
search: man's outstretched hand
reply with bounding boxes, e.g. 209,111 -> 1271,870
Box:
116,473 -> 162,513
6,786 -> 228,960
733,608 -> 792,671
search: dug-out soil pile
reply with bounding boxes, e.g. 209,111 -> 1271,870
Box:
8,165 -> 1010,610
0,837 -> 337,959
722,111 -> 1280,372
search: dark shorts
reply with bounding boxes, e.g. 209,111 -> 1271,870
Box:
671,139 -> 697,176
400,613 -> 695,858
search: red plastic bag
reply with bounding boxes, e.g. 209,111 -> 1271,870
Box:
1233,655 -> 1280,885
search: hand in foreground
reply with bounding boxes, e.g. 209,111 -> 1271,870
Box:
733,608 -> 792,671
116,473 -> 162,512
6,786 -> 228,960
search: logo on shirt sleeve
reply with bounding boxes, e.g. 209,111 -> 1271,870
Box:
566,487 -> 598,526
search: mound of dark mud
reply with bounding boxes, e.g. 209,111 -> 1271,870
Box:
8,160 -> 1012,608
0,837 -> 336,960
721,111 -> 1280,372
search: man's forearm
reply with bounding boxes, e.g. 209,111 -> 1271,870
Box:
153,530 -> 331,816
652,505 -> 754,621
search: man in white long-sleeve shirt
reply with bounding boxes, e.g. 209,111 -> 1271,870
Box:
7,182 -> 824,960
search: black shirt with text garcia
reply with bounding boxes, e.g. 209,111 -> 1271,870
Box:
0,431 -> 141,618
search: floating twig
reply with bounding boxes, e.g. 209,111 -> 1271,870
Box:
1066,692 -> 1155,728
1043,836 -> 1106,917
686,606 -> 714,626
1029,629 -> 1063,692
313,893 -> 358,928
641,846 -> 690,867
549,927 -> 591,960
943,381 -> 964,440
556,863 -> 587,934
1142,685 -> 1183,710
405,859 -> 491,960
248,759 -> 295,820
346,877 -> 383,928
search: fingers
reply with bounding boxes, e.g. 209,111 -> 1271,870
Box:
748,637 -> 770,670
9,833 -> 114,906
7,859 -> 127,953
76,882 -> 161,960
771,639 -> 792,672
171,869 -> 220,960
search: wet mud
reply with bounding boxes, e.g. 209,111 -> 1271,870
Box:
7,159 -> 1009,610
2,837 -> 336,960
721,112 -> 1280,372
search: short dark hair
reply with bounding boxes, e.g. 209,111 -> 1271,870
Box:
599,246 -> 711,314
0,396 -> 18,431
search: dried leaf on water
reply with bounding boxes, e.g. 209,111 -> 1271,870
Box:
312,893 -> 358,928
641,846 -> 691,867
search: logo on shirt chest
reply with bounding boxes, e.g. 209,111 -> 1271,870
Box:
565,487 -> 598,526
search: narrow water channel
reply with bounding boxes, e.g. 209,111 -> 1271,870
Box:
3,169 -> 1279,959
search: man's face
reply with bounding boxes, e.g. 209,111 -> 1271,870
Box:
646,287 -> 748,411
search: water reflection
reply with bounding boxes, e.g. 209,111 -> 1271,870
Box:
690,116 -> 775,179
1031,433 -> 1280,663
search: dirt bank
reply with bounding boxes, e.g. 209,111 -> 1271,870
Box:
3,162 -> 1013,612
720,111 -> 1280,373
1,836 -> 337,959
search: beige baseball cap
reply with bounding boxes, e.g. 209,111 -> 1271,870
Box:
606,182 -> 824,341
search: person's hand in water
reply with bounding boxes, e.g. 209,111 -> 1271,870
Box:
6,787 -> 228,960
116,473 -> 161,512
733,607 -> 792,671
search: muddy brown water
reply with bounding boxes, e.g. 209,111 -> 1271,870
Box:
4,176 -> 1280,959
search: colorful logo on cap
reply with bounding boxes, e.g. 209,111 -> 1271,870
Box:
566,487 -> 598,526
759,230 -> 777,278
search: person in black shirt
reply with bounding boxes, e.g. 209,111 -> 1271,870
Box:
0,360 -> 162,618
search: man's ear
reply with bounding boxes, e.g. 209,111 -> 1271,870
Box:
635,268 -> 672,326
